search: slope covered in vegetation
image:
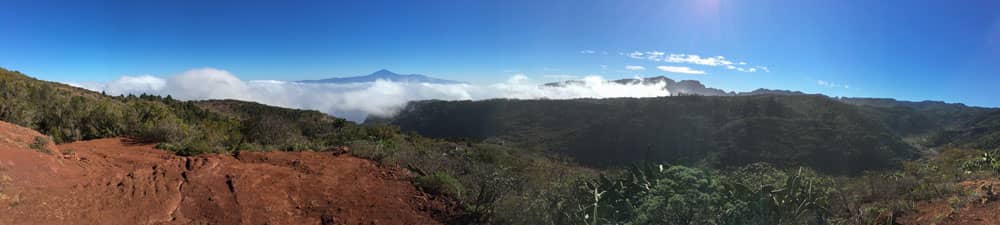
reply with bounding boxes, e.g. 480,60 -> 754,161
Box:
0,67 -> 376,155
929,110 -> 1000,150
840,97 -> 992,138
380,95 -> 919,175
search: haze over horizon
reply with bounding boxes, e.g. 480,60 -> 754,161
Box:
2,0 -> 999,108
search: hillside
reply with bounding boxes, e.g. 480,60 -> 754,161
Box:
929,110 -> 1000,149
0,121 -> 459,224
377,95 -> 919,175
0,67 -> 375,154
840,97 -> 993,137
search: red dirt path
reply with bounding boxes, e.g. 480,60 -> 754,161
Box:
0,121 -> 459,225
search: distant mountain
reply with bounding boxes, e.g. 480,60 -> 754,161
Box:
297,69 -> 464,84
737,88 -> 806,96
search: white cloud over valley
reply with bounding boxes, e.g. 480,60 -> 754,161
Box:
79,68 -> 672,122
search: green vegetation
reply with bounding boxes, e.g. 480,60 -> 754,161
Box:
415,172 -> 465,199
349,133 -> 590,224
29,136 -> 50,154
379,96 -> 920,175
0,68 -> 376,154
559,163 -> 831,225
840,97 -> 990,137
548,152 -> 994,225
929,110 -> 1000,150
962,148 -> 1000,175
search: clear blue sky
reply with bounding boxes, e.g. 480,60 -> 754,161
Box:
2,0 -> 998,107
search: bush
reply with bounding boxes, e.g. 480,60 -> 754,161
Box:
162,140 -> 217,156
963,149 -> 1000,176
567,163 -> 835,225
415,172 -> 464,199
282,143 -> 314,151
138,118 -> 186,143
29,136 -> 51,154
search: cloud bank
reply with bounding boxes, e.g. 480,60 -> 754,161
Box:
80,68 -> 672,121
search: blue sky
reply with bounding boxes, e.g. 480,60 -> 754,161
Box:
2,0 -> 999,107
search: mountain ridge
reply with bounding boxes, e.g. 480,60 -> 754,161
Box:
297,69 -> 464,84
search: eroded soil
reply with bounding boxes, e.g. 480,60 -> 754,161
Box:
0,121 -> 459,225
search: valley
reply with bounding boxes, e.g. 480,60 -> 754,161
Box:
2,67 -> 1000,224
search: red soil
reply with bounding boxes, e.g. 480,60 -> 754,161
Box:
0,121 -> 460,225
898,179 -> 1000,225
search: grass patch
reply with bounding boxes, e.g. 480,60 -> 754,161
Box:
414,172 -> 464,199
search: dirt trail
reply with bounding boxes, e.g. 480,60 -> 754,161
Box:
0,121 -> 459,225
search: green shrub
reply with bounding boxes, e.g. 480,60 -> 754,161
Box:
415,172 -> 464,199
29,136 -> 51,154
282,143 -> 314,151
155,142 -> 182,151
167,140 -> 216,156
963,149 -> 1000,175
568,163 -> 835,225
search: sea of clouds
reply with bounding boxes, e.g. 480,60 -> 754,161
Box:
75,68 -> 671,121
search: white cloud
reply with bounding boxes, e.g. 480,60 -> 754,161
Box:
628,51 -> 667,61
579,50 -> 596,54
165,68 -> 250,100
645,51 -> 665,61
102,75 -> 166,94
625,65 -> 646,71
665,54 -> 732,66
83,68 -> 673,122
626,51 -> 768,73
817,80 -> 850,89
656,66 -> 707,75
628,51 -> 644,59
